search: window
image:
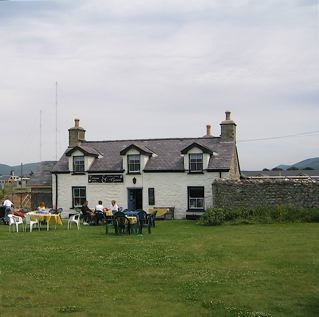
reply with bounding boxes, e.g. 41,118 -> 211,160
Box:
188,186 -> 204,210
72,186 -> 86,208
73,156 -> 85,173
148,188 -> 155,205
128,155 -> 140,173
189,153 -> 203,172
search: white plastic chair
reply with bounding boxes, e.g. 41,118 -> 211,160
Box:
67,213 -> 81,230
25,213 -> 40,232
8,214 -> 24,232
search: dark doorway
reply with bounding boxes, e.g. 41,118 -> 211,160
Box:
127,188 -> 143,210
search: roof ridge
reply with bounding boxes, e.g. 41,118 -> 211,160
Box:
83,136 -> 221,143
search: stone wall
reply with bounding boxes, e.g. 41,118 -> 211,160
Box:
212,178 -> 319,209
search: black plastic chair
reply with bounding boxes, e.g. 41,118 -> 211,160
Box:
150,210 -> 157,228
105,214 -> 115,234
113,211 -> 131,235
137,210 -> 151,234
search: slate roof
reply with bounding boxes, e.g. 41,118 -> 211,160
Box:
65,145 -> 101,157
241,170 -> 319,179
0,175 -> 11,182
52,137 -> 237,173
28,161 -> 57,186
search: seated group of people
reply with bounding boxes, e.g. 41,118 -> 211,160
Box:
1,199 -> 49,224
81,200 -> 119,225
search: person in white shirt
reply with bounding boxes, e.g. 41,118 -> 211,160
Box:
110,200 -> 119,212
104,200 -> 119,214
94,200 -> 104,225
3,198 -> 13,224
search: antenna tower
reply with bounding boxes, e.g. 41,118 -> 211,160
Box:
55,81 -> 58,160
40,110 -> 42,162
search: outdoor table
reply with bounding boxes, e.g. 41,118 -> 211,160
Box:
104,210 -> 113,216
148,208 -> 170,218
123,211 -> 139,224
29,211 -> 63,231
123,211 -> 139,217
125,216 -> 137,224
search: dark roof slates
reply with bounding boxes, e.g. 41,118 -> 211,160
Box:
52,137 -> 236,173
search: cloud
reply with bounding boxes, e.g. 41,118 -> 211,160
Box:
0,0 -> 318,169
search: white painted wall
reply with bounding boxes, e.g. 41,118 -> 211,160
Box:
52,146 -> 234,218
52,170 -> 226,219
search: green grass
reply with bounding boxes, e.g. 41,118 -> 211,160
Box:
1,221 -> 318,317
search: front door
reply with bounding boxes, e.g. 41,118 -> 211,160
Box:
127,188 -> 143,210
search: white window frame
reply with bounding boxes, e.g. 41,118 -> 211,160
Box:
72,186 -> 86,208
73,156 -> 85,173
127,154 -> 140,173
188,186 -> 204,210
189,153 -> 203,172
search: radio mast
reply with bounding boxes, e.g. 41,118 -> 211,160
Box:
40,109 -> 42,162
55,81 -> 58,160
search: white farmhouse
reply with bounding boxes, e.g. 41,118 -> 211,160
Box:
51,111 -> 240,219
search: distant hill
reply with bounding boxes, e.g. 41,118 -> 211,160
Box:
275,164 -> 290,170
0,162 -> 41,176
275,157 -> 319,170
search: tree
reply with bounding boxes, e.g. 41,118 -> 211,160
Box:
287,166 -> 299,170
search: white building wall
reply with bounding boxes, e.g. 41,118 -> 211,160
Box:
52,170 -> 225,219
143,172 -> 220,218
53,173 -> 126,210
87,182 -> 126,209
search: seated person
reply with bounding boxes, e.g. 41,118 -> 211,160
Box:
104,200 -> 119,214
94,200 -> 105,225
81,200 -> 94,224
13,209 -> 26,218
37,201 -> 46,211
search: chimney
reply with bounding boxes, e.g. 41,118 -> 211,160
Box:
205,124 -> 212,137
220,110 -> 236,142
68,118 -> 86,147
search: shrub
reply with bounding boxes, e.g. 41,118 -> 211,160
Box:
198,208 -> 225,226
199,205 -> 319,226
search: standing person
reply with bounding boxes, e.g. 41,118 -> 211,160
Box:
94,200 -> 105,225
3,198 -> 13,224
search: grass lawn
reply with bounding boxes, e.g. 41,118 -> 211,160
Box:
0,220 -> 318,317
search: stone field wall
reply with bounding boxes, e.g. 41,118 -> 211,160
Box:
212,179 -> 319,209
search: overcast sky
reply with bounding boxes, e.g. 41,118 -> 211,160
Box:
0,0 -> 318,170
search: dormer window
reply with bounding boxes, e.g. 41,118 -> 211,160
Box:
189,153 -> 203,172
128,154 -> 140,173
73,156 -> 85,173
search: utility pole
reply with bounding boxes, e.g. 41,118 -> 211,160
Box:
20,163 -> 23,208
40,110 -> 42,162
55,81 -> 58,160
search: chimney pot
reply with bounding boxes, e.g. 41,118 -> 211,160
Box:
220,110 -> 236,142
69,118 -> 86,147
206,124 -> 212,137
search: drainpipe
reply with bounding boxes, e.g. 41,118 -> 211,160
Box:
55,173 -> 58,209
